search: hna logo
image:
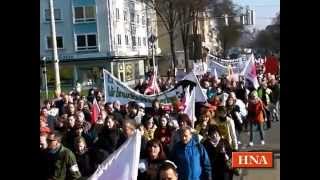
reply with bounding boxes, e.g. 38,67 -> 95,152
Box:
232,152 -> 273,168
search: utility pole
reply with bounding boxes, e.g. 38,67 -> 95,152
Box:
49,0 -> 61,95
42,57 -> 49,99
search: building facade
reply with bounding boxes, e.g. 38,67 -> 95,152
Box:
40,0 -> 157,89
157,9 -> 220,75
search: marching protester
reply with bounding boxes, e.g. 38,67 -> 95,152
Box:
257,79 -> 272,129
158,160 -> 179,180
94,115 -> 122,155
214,106 -> 238,150
171,127 -> 212,180
74,137 -> 95,178
248,90 -> 266,146
138,139 -> 168,180
43,131 -> 82,179
225,95 -> 243,145
202,125 -> 234,180
141,114 -> 158,141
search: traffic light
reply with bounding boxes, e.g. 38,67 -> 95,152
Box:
224,14 -> 229,26
241,9 -> 255,25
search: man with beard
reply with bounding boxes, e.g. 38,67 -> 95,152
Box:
125,101 -> 144,125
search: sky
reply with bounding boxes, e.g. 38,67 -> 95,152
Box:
233,0 -> 280,30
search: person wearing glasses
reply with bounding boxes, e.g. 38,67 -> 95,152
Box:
44,131 -> 82,180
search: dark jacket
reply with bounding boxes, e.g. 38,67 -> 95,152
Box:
171,137 -> 212,180
226,105 -> 243,132
202,139 -> 233,180
95,127 -> 122,154
45,145 -> 82,180
75,149 -> 95,178
138,159 -> 165,180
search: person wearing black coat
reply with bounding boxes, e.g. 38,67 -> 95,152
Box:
202,125 -> 234,180
74,137 -> 95,178
95,115 -> 122,154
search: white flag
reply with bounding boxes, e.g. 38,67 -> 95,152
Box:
183,88 -> 196,128
182,72 -> 207,102
213,68 -> 218,80
89,130 -> 142,180
241,54 -> 259,89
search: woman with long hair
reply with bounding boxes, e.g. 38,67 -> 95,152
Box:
95,115 -> 122,154
138,139 -> 167,180
225,95 -> 243,145
141,114 -> 157,141
195,110 -> 214,138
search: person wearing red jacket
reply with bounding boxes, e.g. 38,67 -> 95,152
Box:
247,90 -> 266,146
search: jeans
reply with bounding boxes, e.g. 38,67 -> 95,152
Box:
250,122 -> 264,142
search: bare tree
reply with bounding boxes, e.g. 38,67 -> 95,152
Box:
209,0 -> 244,57
144,0 -> 180,71
176,0 -> 209,72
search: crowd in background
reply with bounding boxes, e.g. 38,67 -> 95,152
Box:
40,61 -> 280,180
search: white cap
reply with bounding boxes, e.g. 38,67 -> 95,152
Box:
138,102 -> 145,109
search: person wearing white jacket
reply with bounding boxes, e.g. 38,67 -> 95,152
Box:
213,106 -> 238,150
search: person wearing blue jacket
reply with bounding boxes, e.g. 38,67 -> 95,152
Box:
171,126 -> 212,180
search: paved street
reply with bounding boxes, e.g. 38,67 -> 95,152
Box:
234,121 -> 280,180
239,121 -> 280,152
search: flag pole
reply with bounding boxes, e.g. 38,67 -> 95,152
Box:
49,0 -> 61,95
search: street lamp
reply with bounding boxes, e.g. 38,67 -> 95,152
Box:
41,57 -> 49,99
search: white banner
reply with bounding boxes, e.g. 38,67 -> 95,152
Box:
207,55 -> 251,77
207,54 -> 248,66
89,130 -> 141,180
103,70 -> 177,107
193,62 -> 208,75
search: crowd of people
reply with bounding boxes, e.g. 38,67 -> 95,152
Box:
40,65 -> 280,180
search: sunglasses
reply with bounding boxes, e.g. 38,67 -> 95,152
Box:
46,138 -> 57,142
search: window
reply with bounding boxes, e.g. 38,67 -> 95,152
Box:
136,15 -> 139,24
130,12 -> 134,22
116,8 -> 120,20
125,35 -> 129,45
142,16 -> 145,25
138,37 -> 141,46
76,34 -> 97,51
45,9 -> 62,21
74,6 -> 96,23
117,34 -> 121,45
131,24 -> 137,34
47,36 -> 63,49
124,10 -> 127,21
143,37 -> 146,46
132,36 -> 136,46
